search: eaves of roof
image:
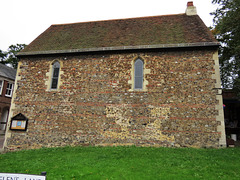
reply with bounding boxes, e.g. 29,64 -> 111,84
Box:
17,42 -> 220,57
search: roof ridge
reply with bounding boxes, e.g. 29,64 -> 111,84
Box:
51,13 -> 186,26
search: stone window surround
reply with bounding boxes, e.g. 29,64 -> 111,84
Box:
134,58 -> 144,89
45,60 -> 63,91
51,61 -> 60,89
128,56 -> 150,91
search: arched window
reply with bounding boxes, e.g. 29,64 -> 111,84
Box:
51,61 -> 60,89
134,59 -> 144,89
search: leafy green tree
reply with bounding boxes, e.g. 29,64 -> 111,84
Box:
0,49 -> 7,64
211,0 -> 240,96
6,44 -> 27,69
0,44 -> 26,69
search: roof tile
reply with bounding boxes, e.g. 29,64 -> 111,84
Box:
22,13 -> 217,53
0,63 -> 16,80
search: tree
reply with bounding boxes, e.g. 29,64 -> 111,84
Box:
0,49 -> 7,64
6,44 -> 27,69
211,0 -> 240,96
0,44 -> 26,69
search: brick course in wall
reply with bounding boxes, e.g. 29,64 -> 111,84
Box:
4,48 -> 225,150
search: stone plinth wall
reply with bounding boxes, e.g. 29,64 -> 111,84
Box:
5,49 -> 225,150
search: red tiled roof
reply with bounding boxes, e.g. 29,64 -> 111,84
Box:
21,13 -> 218,54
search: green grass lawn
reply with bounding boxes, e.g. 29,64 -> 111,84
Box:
0,146 -> 240,180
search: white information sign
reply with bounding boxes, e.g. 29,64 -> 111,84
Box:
0,173 -> 46,180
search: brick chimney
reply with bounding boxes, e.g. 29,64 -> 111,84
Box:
186,1 -> 197,16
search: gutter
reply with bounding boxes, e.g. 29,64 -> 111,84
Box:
16,42 -> 220,57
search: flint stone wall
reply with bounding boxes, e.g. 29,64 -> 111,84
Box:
5,49 -> 223,149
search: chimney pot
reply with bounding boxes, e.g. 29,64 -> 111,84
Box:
187,1 -> 194,7
186,1 -> 197,16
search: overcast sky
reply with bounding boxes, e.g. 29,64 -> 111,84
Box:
0,0 -> 218,51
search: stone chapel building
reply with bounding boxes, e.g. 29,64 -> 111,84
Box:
3,2 -> 226,150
